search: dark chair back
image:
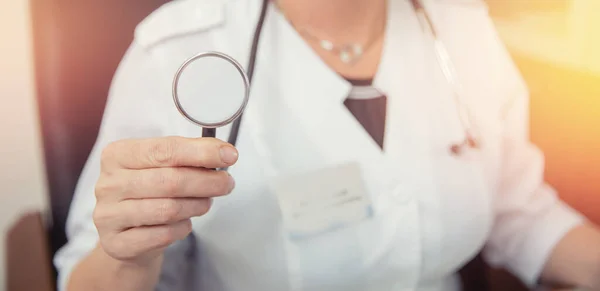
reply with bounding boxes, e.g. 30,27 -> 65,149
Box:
29,0 -> 170,279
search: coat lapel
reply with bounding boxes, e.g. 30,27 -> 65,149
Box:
250,6 -> 392,187
245,0 -> 457,202
375,0 -> 435,161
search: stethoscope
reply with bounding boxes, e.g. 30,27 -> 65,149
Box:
172,0 -> 480,162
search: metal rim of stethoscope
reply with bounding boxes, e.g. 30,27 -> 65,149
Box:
172,51 -> 251,128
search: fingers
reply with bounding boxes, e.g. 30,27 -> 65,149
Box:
94,198 -> 212,230
101,136 -> 239,170
103,219 -> 193,261
95,136 -> 235,263
96,167 -> 235,201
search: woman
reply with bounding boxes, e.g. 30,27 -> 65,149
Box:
54,0 -> 600,290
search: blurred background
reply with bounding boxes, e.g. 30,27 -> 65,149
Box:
0,0 -> 598,290
487,0 -> 600,224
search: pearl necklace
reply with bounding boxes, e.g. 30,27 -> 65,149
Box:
275,2 -> 386,65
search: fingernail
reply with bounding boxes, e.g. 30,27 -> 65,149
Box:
220,146 -> 238,164
227,174 -> 236,193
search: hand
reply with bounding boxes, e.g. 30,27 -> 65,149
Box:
541,224 -> 600,291
93,136 -> 238,265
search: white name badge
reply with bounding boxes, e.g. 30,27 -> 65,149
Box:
270,162 -> 374,240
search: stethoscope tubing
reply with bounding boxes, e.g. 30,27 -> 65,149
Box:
172,0 -> 478,157
226,0 -> 271,146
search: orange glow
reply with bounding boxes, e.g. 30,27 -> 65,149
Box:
512,53 -> 600,224
488,0 -> 600,223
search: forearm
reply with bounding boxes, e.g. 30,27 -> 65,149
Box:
67,244 -> 163,291
540,223 -> 600,290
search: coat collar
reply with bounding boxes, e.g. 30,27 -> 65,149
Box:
374,0 -> 438,160
245,0 -> 442,196
267,5 -> 386,168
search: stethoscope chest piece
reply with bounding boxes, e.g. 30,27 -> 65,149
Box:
450,133 -> 480,156
172,51 -> 251,138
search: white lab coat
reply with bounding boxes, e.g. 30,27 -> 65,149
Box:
54,0 -> 586,290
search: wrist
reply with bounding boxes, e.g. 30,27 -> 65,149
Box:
67,244 -> 164,291
93,244 -> 164,290
585,230 -> 600,290
590,257 -> 600,290
100,246 -> 163,272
